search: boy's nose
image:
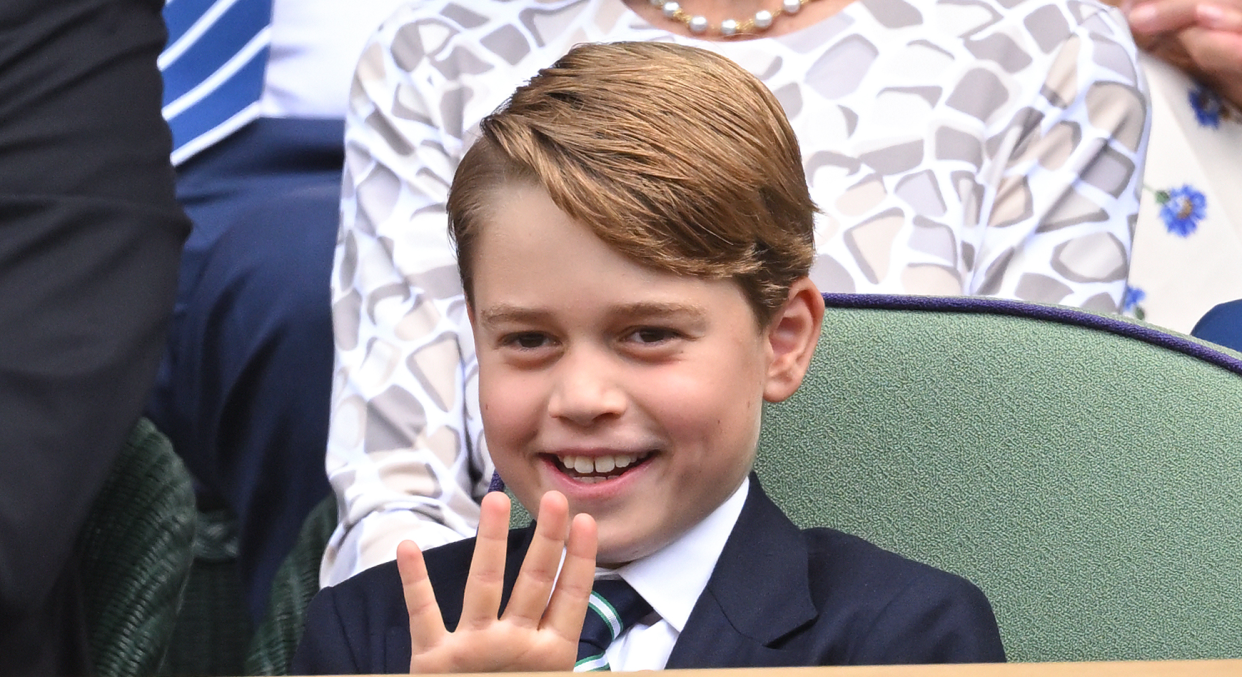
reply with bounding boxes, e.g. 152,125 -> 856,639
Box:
547,351 -> 627,425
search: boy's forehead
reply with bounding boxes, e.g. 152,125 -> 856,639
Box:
468,181 -> 769,330
471,183 -> 681,275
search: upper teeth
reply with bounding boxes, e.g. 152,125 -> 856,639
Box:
560,453 -> 646,475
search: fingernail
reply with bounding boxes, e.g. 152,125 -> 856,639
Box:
1197,3 -> 1225,23
1196,3 -> 1242,26
1128,3 -> 1157,28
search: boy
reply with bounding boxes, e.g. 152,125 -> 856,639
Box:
293,41 -> 1005,673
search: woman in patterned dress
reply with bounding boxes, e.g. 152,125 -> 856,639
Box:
319,0 -> 1152,584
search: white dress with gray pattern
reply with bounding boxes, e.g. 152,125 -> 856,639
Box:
321,0 -> 1149,584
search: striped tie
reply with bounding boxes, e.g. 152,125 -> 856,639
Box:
575,579 -> 653,672
159,0 -> 273,165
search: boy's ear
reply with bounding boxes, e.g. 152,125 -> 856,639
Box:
763,277 -> 824,404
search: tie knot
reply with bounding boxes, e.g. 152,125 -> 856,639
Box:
575,579 -> 653,670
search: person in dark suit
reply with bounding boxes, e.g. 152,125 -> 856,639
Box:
0,0 -> 188,673
292,41 -> 1005,674
295,478 -> 1004,673
146,0 -> 408,621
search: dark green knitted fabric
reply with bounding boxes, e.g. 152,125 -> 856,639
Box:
77,418 -> 197,677
161,509 -> 251,677
756,304 -> 1242,662
245,496 -> 338,675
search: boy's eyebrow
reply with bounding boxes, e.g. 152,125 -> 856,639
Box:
611,301 -> 710,323
477,305 -> 551,328
477,301 -> 710,327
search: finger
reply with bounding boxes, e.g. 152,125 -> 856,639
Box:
503,491 -> 572,627
459,491 -> 512,628
397,539 -> 448,653
1129,0 -> 1201,34
1180,27 -> 1242,106
542,512 -> 598,642
1181,24 -> 1242,74
1197,1 -> 1242,30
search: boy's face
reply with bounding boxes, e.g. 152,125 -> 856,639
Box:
468,183 -> 777,566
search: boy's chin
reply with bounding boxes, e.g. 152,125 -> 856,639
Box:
594,547 -> 645,569
593,527 -> 678,568
594,555 -> 632,570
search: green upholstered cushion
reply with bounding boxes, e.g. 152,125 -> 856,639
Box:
77,418 -> 197,677
756,295 -> 1242,662
245,496 -> 338,675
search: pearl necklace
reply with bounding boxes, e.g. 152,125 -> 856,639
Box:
649,0 -> 819,37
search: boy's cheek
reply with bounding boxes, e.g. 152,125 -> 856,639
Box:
476,368 -> 539,429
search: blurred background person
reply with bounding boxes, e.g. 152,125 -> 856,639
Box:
148,0 -> 407,623
0,0 -> 188,672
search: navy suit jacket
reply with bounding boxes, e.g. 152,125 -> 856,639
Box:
292,478 -> 1006,673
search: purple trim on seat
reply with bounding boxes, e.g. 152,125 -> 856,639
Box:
489,471 -> 505,494
821,293 -> 1242,378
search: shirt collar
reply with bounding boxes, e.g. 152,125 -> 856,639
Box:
599,476 -> 750,633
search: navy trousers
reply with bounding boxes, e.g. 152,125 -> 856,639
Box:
146,118 -> 340,622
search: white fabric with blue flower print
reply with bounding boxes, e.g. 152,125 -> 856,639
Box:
1128,53 -> 1242,332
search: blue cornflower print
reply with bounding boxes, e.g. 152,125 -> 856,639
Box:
1189,83 -> 1226,128
1123,285 -> 1146,317
1154,185 -> 1207,237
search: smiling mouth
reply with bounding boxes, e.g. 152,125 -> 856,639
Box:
552,451 -> 653,484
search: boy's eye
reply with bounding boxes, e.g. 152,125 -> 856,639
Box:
503,332 -> 551,350
629,327 -> 678,345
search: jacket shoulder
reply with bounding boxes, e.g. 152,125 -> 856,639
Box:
798,527 -> 1006,663
292,559 -> 406,674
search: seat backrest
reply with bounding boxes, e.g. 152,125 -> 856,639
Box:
756,294 -> 1242,662
76,417 -> 197,676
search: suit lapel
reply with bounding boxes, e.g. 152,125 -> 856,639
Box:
666,476 -> 819,668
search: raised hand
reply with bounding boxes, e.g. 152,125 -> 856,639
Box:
1126,0 -> 1242,108
396,490 -> 598,673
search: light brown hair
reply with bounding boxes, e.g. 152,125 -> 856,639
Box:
447,41 -> 817,323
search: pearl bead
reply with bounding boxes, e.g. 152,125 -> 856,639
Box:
720,18 -> 739,35
662,1 -> 680,17
783,0 -> 802,13
753,9 -> 773,28
649,0 -> 662,6
688,14 -> 709,32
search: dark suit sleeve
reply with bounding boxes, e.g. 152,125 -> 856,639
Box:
292,537 -> 519,674
292,559 -> 420,675
852,569 -> 1006,664
0,0 -> 188,673
292,587 -> 367,675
